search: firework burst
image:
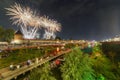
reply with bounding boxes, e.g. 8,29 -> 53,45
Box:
6,3 -> 61,39
42,16 -> 61,39
5,3 -> 42,39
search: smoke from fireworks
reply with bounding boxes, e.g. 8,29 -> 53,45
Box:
41,16 -> 61,39
5,3 -> 61,39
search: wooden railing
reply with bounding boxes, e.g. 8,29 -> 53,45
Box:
1,49 -> 71,80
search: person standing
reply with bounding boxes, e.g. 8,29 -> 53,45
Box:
27,59 -> 31,66
10,64 -> 14,70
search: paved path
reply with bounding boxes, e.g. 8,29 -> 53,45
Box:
0,44 -> 64,51
0,49 -> 71,80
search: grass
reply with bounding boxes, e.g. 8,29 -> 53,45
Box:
0,47 -> 56,69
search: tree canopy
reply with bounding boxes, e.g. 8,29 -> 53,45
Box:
60,47 -> 95,80
0,26 -> 14,42
28,62 -> 56,80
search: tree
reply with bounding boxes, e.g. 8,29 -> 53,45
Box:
55,36 -> 61,40
0,26 -> 14,42
108,51 -> 116,64
28,62 -> 56,80
92,45 -> 117,80
60,47 -> 95,80
3,28 -> 15,42
93,54 -> 117,80
0,26 -> 5,41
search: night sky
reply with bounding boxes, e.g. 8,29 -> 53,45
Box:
0,0 -> 120,40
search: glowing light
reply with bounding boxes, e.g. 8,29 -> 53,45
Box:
42,16 -> 61,39
6,3 -> 61,39
5,3 -> 41,39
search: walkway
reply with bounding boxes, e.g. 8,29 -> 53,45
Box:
0,49 -> 71,80
1,44 -> 64,51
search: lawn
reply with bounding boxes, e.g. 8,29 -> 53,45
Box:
0,46 -> 56,69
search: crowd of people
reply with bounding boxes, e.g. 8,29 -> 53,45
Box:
9,59 -> 33,71
0,47 -> 63,80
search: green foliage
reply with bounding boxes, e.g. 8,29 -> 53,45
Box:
97,74 -> 105,80
28,62 -> 56,80
81,47 -> 93,54
61,47 -> 95,80
0,26 -> 14,42
25,46 -> 120,80
93,45 -> 102,54
4,28 -> 15,42
55,36 -> 61,40
65,43 -> 76,49
100,43 -> 120,79
0,47 -> 54,69
108,61 -> 120,80
0,26 -> 5,41
93,54 -> 117,80
101,43 -> 120,62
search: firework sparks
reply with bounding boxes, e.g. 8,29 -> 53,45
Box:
42,16 -> 61,39
6,3 -> 61,39
5,3 -> 41,39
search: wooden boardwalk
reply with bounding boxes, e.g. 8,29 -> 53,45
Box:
0,49 -> 71,80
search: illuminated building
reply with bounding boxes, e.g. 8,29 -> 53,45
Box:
12,30 -> 23,44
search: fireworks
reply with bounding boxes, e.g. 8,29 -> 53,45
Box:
41,16 -> 61,39
5,3 -> 61,39
5,3 -> 41,39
